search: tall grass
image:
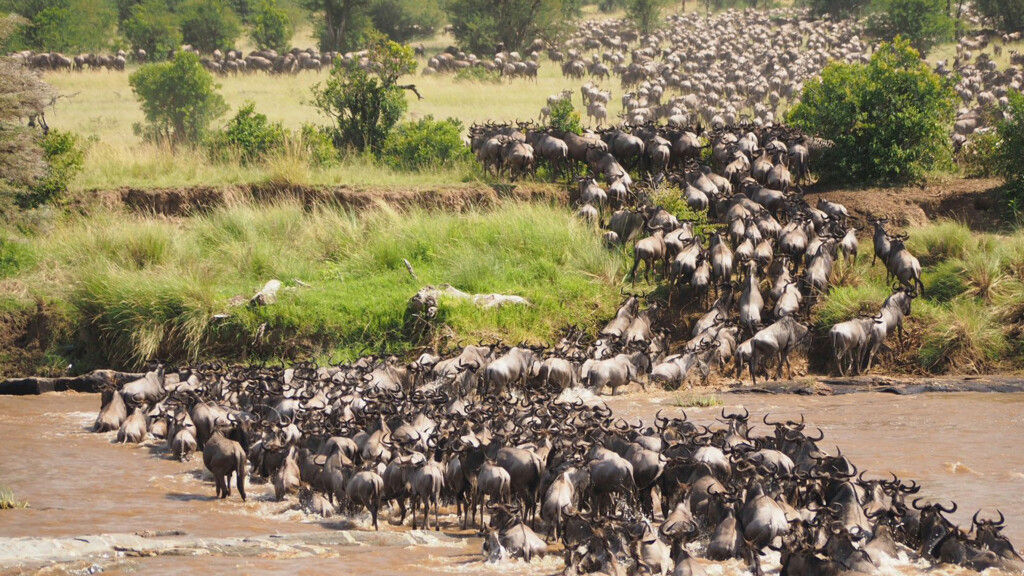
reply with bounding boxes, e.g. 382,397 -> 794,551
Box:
10,201 -> 623,369
818,220 -> 1024,374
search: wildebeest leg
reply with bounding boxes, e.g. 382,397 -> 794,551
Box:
412,494 -> 419,529
236,459 -> 247,501
435,495 -> 440,531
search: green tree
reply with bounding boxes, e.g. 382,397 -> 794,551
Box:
123,0 -> 182,59
2,0 -> 115,52
129,51 -> 228,145
549,99 -> 582,135
209,101 -> 285,163
994,91 -> 1024,199
179,0 -> 241,53
311,36 -> 416,153
367,0 -> 442,44
797,0 -> 871,18
445,0 -> 580,55
382,116 -> 471,170
972,0 -> 1024,33
0,14 -> 55,190
251,0 -> 292,52
304,0 -> 373,53
627,0 -> 669,36
787,38 -> 957,184
17,129 -> 85,208
868,0 -> 953,55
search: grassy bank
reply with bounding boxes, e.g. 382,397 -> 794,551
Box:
816,220 -> 1024,374
0,200 -> 624,373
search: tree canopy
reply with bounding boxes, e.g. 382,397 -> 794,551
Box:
445,0 -> 580,55
867,0 -> 953,56
0,14 -> 55,189
129,51 -> 228,145
787,38 -> 957,183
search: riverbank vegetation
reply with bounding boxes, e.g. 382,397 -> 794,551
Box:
0,201 -> 623,372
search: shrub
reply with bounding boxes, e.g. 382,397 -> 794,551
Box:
787,38 -> 957,184
179,0 -> 242,53
445,0 -> 579,55
209,102 -> 285,164
382,116 -> 472,171
454,66 -> 501,84
16,130 -> 85,208
797,0 -> 870,17
251,0 -> 291,53
122,0 -> 182,60
627,0 -> 670,36
960,130 -> 1001,178
299,123 -> 338,167
649,187 -> 714,237
866,0 -> 954,56
129,51 -> 229,145
368,0 -> 443,44
549,98 -> 582,136
973,0 -> 1024,33
995,91 -> 1024,203
311,36 -> 416,154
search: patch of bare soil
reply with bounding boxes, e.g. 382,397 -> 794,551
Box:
805,177 -> 1007,231
0,302 -> 60,379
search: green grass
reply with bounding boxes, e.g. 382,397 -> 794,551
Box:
4,200 -> 625,370
817,220 -> 1024,374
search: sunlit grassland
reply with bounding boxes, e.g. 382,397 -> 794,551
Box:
0,201 -> 626,371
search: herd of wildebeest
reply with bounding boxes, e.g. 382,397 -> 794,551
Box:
91,354 -> 1022,575
14,5 -> 1022,573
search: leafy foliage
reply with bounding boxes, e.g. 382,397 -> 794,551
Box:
787,38 -> 957,184
16,130 -> 85,208
311,36 -> 416,154
1,0 -> 116,52
549,98 -> 582,136
208,102 -> 286,164
382,116 -> 472,171
972,0 -> 1024,33
446,0 -> 580,55
796,0 -> 870,17
304,0 -> 373,53
995,90 -> 1024,203
251,0 -> 292,53
368,0 -> 442,43
179,0 -> 242,53
299,123 -> 338,167
626,0 -> 669,36
867,0 -> 953,55
122,0 -> 182,60
129,51 -> 229,145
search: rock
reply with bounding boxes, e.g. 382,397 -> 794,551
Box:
250,280 -> 282,307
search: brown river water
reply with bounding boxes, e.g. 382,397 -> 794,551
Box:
0,390 -> 1021,575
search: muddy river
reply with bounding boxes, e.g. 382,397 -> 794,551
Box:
0,390 -> 1021,575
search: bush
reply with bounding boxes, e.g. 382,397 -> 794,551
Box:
549,99 -> 582,136
299,123 -> 338,167
446,0 -> 579,55
787,38 -> 957,184
251,0 -> 291,53
368,0 -> 442,44
627,0 -> 670,36
130,51 -> 229,145
382,116 -> 472,171
995,91 -> 1024,203
3,0 -> 115,53
866,0 -> 953,56
960,130 -> 1001,178
179,0 -> 242,53
122,0 -> 182,60
797,0 -> 870,17
973,0 -> 1024,33
16,130 -> 85,209
311,36 -> 416,154
454,66 -> 501,84
208,102 -> 285,164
